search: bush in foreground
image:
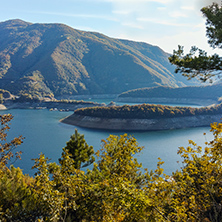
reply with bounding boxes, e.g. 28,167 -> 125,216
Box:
1,114 -> 222,221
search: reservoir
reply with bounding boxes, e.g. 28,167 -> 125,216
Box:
0,108 -> 214,176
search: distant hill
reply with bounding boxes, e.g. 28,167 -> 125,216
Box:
0,19 -> 196,99
118,84 -> 222,101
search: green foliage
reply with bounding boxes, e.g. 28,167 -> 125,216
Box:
169,45 -> 222,82
60,129 -> 95,169
169,3 -> 222,82
163,122 -> 222,221
3,112 -> 222,220
16,72 -> 55,99
0,166 -> 39,221
15,93 -> 42,103
202,3 -> 222,49
0,89 -> 11,99
31,154 -> 69,221
52,99 -> 99,105
0,94 -> 3,104
0,114 -> 23,168
74,103 -> 222,119
70,134 -> 154,222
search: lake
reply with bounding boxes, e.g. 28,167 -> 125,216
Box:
0,108 -> 214,176
80,98 -> 203,107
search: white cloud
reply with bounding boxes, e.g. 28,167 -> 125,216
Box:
121,22 -> 144,29
26,10 -> 118,22
112,10 -> 132,15
137,17 -> 191,27
157,7 -> 167,11
195,0 -> 221,8
170,11 -> 188,18
145,22 -> 220,54
103,0 -> 172,3
181,6 -> 195,11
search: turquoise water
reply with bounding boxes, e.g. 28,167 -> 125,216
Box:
0,109 -> 213,176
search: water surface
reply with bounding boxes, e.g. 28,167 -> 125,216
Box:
0,109 -> 213,176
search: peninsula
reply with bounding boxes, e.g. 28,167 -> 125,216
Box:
61,103 -> 222,131
117,84 -> 222,106
0,98 -> 102,111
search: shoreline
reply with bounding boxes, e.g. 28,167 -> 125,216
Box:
116,97 -> 218,106
2,98 -> 221,131
51,94 -> 218,107
0,101 -> 102,111
0,94 -> 217,111
60,113 -> 222,131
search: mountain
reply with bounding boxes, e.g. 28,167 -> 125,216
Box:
0,19 -> 196,99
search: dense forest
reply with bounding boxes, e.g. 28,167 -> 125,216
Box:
74,103 -> 222,119
1,113 -> 222,221
118,84 -> 222,101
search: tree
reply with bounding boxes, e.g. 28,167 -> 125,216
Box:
163,122 -> 222,221
0,166 -> 38,221
168,5 -> 222,218
169,3 -> 222,82
0,94 -> 3,104
0,115 -> 33,221
0,114 -> 23,169
72,134 -> 151,222
3,116 -> 222,221
59,129 -> 95,169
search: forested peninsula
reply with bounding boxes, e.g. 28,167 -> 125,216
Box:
61,103 -> 222,130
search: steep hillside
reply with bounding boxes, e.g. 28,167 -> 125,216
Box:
0,19 -> 195,98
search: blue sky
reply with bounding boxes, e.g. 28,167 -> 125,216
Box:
1,0 -> 221,54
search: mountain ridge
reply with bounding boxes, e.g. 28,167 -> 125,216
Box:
0,19 -> 196,99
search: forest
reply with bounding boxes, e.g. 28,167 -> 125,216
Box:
74,103 -> 222,119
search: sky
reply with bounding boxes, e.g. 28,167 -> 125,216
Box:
1,0 -> 221,54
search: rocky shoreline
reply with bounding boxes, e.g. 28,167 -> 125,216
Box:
60,113 -> 222,131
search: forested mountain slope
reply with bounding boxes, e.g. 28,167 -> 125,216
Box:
0,19 -> 195,98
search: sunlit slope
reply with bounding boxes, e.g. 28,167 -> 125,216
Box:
0,19 -> 194,98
